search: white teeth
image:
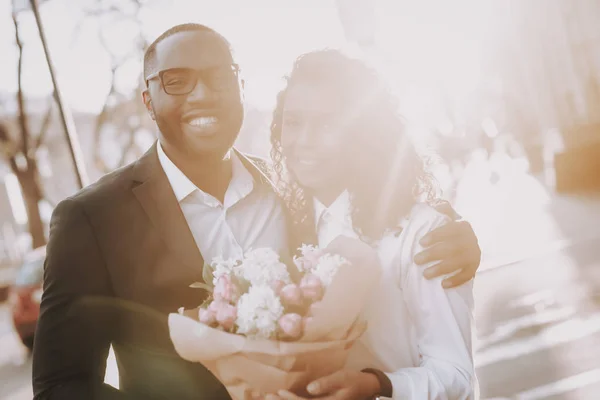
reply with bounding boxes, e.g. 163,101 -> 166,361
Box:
187,117 -> 217,127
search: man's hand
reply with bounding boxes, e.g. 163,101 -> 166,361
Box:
259,370 -> 380,400
414,203 -> 481,288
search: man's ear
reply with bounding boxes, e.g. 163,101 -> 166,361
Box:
142,90 -> 156,121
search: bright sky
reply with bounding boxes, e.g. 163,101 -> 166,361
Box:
0,0 -> 348,112
0,0 -> 532,130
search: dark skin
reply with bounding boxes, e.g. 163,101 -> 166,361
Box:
142,31 -> 244,203
417,204 -> 481,288
262,219 -> 481,398
254,220 -> 481,400
267,76 -> 481,400
280,83 -> 481,290
142,31 -> 481,288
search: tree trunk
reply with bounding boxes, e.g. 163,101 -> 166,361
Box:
20,168 -> 45,249
9,157 -> 46,249
10,11 -> 47,249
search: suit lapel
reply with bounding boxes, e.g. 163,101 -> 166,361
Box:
234,149 -> 304,249
234,149 -> 276,189
131,143 -> 204,274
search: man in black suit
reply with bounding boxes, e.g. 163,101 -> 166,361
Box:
32,23 -> 481,400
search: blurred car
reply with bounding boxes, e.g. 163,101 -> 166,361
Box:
8,246 -> 46,350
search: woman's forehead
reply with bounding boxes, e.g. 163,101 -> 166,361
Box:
154,31 -> 233,70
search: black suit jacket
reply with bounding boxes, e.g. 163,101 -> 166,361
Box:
32,143 -> 279,400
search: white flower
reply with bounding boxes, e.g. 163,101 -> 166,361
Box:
235,285 -> 284,339
298,244 -> 320,259
313,254 -> 349,287
236,248 -> 291,286
245,248 -> 282,264
211,256 -> 241,285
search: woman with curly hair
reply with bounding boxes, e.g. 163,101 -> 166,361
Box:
268,49 -> 477,400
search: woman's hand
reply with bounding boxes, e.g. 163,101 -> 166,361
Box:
262,370 -> 381,400
414,202 -> 481,288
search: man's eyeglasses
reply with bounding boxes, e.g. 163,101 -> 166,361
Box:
145,64 -> 240,95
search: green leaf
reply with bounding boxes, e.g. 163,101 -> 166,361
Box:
199,295 -> 214,309
202,262 -> 215,288
189,282 -> 214,292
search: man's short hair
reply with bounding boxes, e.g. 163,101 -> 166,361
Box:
143,23 -> 231,80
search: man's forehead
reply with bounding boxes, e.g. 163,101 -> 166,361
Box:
154,31 -> 233,70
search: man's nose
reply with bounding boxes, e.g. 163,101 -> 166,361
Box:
187,79 -> 212,103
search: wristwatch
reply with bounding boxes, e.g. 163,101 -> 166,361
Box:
361,368 -> 393,399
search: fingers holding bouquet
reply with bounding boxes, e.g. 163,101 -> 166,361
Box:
257,369 -> 381,400
168,240 -> 382,400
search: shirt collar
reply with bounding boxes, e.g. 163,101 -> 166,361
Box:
313,190 -> 353,229
157,141 -> 254,205
157,141 -> 196,202
225,152 -> 255,208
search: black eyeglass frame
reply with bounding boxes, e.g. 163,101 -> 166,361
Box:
145,63 -> 241,95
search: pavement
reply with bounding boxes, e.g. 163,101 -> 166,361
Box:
1,150 -> 599,399
454,151 -> 600,399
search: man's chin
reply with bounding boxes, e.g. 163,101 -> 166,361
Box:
186,139 -> 234,160
180,124 -> 239,159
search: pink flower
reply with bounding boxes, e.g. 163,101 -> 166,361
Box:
208,300 -> 224,313
270,280 -> 286,295
214,302 -> 237,331
213,275 -> 239,303
278,313 -> 303,339
280,284 -> 304,307
208,299 -> 232,318
300,274 -> 324,302
294,250 -> 323,272
198,308 -> 216,325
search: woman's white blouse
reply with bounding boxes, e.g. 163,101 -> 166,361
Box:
314,193 -> 478,399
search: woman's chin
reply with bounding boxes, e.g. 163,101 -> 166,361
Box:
294,174 -> 330,194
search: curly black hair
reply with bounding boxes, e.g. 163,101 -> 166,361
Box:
270,49 -> 438,246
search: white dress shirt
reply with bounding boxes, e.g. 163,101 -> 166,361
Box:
314,192 -> 478,400
157,142 -> 288,264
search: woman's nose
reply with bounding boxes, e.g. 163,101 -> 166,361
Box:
296,125 -> 314,147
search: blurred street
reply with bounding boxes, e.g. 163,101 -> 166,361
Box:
0,151 -> 599,399
456,151 -> 600,399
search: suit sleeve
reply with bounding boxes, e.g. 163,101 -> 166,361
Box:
32,198 -> 130,400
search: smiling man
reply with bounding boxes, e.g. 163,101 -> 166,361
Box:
142,25 -> 244,202
32,24 -> 288,400
32,23 -> 481,400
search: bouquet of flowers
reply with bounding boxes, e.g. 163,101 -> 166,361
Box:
168,236 -> 381,400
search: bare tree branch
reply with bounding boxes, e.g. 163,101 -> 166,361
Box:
87,0 -> 151,172
117,127 -> 137,167
8,7 -> 47,248
93,96 -> 114,173
12,11 -> 30,160
33,97 -> 54,151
